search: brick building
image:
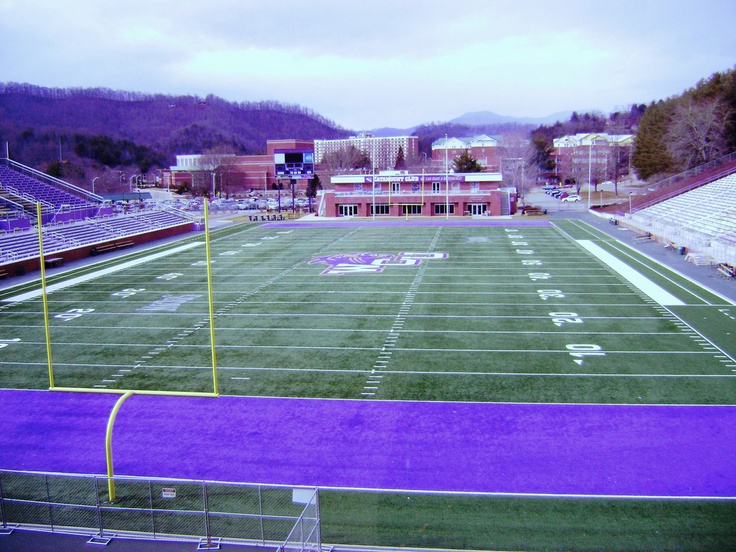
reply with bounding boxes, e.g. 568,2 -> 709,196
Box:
551,133 -> 634,186
163,139 -> 315,196
431,135 -> 501,171
321,170 -> 516,217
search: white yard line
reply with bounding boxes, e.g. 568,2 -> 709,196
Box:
577,240 -> 685,306
2,242 -> 203,303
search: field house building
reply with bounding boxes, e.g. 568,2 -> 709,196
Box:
321,170 -> 517,217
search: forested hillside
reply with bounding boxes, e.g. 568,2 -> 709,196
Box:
631,67 -> 736,181
0,83 -> 350,190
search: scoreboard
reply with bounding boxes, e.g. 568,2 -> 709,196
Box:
274,149 -> 314,178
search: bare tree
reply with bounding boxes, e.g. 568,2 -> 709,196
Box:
321,146 -> 371,172
665,96 -> 732,170
499,132 -> 539,206
194,150 -> 237,197
605,142 -> 631,197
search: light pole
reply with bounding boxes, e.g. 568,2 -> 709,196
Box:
92,177 -> 99,195
587,142 -> 592,210
445,134 -> 449,219
629,192 -> 633,215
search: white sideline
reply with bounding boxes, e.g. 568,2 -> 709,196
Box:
578,240 -> 684,306
2,242 -> 204,303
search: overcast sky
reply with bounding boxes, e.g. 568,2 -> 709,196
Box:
1,0 -> 734,130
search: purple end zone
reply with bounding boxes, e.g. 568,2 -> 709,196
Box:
2,390 -> 735,497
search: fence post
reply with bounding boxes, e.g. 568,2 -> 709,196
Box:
198,481 -> 220,550
0,474 -> 7,530
44,475 -> 54,531
0,473 -> 17,535
94,477 -> 105,538
258,486 -> 265,544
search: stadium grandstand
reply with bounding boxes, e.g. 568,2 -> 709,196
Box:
0,158 -> 196,278
598,153 -> 736,273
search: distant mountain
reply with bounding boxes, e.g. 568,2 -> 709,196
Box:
364,127 -> 418,137
450,110 -> 574,126
364,111 -> 574,137
0,83 -> 351,185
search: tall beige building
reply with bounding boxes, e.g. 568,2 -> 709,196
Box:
314,133 -> 419,171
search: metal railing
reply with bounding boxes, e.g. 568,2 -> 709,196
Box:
0,469 -> 320,550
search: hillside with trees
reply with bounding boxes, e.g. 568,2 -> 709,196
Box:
632,68 -> 736,181
0,83 -> 349,192
2,67 -> 735,194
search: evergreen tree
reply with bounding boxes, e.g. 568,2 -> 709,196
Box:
453,151 -> 483,172
632,101 -> 675,180
394,146 -> 407,170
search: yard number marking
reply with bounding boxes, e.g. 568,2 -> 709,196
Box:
157,273 -> 183,281
549,311 -> 583,327
538,289 -> 565,300
55,308 -> 95,322
0,338 -> 20,349
566,343 -> 606,365
112,288 -> 145,298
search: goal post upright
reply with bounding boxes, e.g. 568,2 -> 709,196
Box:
36,202 -> 55,389
203,199 -> 219,396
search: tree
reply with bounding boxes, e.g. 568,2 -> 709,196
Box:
632,101 -> 676,181
499,132 -> 539,205
665,96 -> 732,170
321,146 -> 371,172
606,141 -> 632,197
394,146 -> 407,170
306,174 -> 322,212
453,151 -> 482,173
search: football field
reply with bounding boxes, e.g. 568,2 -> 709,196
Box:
1,218 -> 734,402
1,217 -> 735,550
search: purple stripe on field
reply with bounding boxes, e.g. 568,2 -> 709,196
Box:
0,390 -> 118,474
264,219 -> 552,228
1,390 -> 734,497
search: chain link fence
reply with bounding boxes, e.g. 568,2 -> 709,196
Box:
0,469 -> 320,550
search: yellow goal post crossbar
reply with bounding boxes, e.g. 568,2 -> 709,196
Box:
39,202 -> 220,396
35,202 -> 222,501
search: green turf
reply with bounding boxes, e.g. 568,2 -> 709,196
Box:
1,219 -> 735,550
321,491 -> 736,552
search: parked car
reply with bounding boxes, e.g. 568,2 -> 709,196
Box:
561,194 -> 581,203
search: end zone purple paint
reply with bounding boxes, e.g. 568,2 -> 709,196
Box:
264,219 -> 552,228
1,390 -> 734,497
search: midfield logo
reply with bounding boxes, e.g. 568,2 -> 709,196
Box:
310,252 -> 448,275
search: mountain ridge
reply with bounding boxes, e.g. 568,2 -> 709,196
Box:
365,110 -> 574,136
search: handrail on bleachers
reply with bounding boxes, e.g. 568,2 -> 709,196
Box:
598,151 -> 736,217
0,157 -> 104,203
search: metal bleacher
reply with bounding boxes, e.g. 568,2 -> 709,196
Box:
0,160 -> 195,270
0,162 -> 99,223
626,169 -> 736,267
0,209 -> 195,265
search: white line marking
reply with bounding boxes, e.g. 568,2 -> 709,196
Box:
577,240 -> 684,306
3,242 -> 204,303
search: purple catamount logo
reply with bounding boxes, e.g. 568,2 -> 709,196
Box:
310,252 -> 448,275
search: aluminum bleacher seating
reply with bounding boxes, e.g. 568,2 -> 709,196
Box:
629,173 -> 736,264
0,208 -> 194,264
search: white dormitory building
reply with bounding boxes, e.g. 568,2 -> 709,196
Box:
431,135 -> 502,171
314,134 -> 419,171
